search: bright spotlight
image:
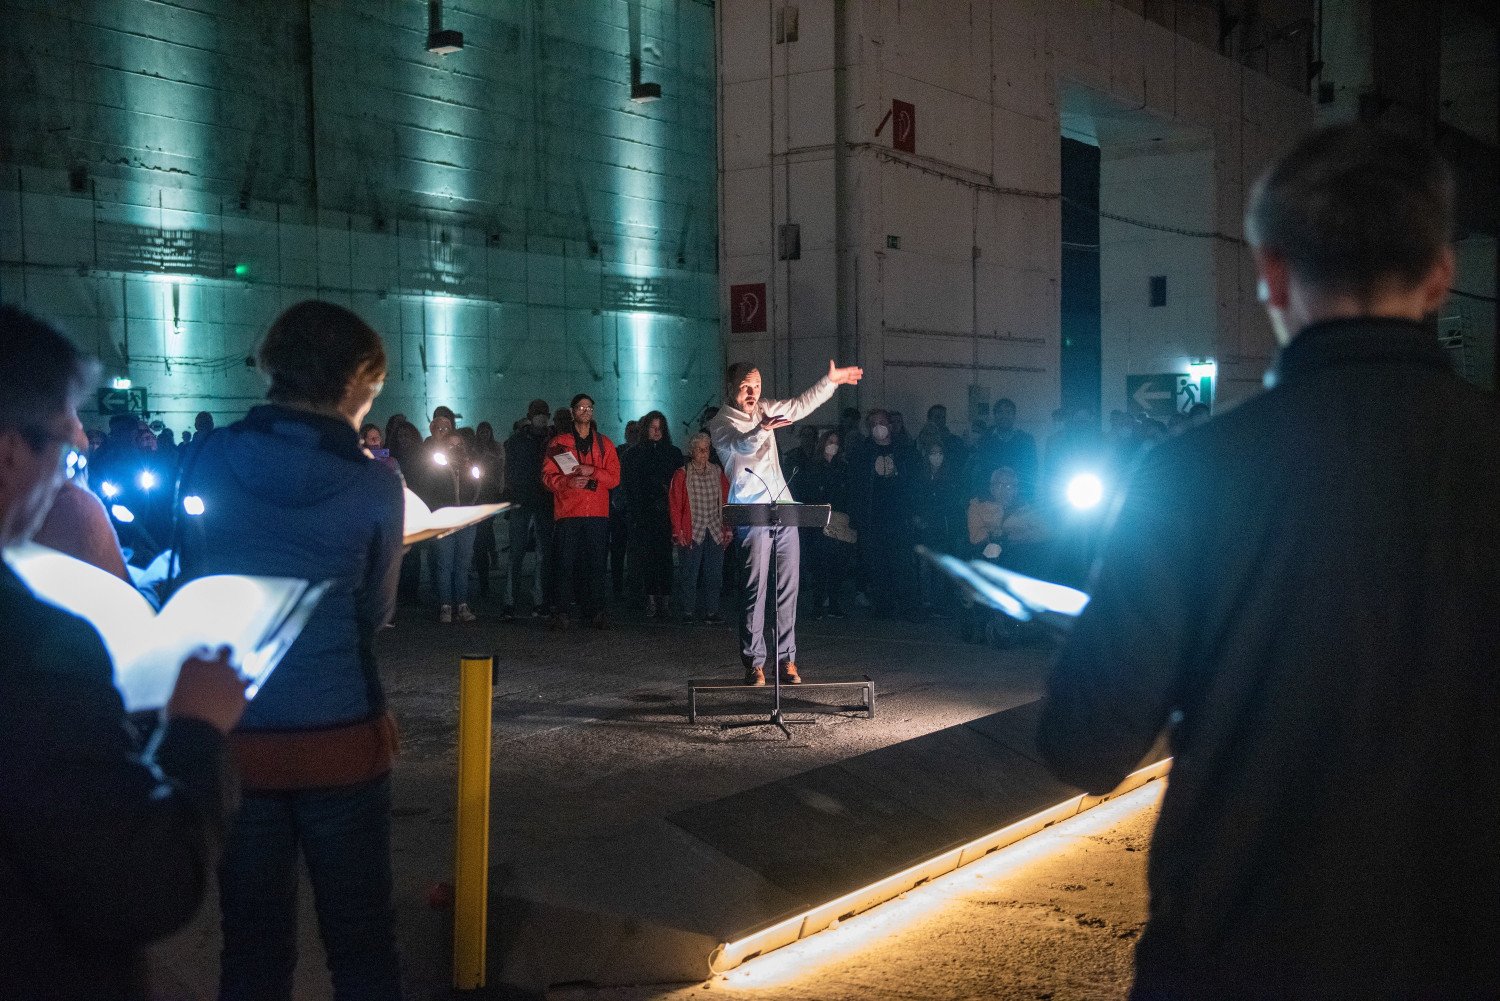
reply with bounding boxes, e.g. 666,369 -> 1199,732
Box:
138,470 -> 158,491
110,504 -> 135,523
469,464 -> 482,480
100,481 -> 120,499
433,452 -> 449,466
182,495 -> 205,516
1066,472 -> 1104,511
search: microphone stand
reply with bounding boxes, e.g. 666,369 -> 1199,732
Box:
721,447 -> 820,740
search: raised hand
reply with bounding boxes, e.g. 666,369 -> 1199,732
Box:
828,359 -> 864,385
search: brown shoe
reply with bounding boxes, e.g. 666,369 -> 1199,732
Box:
744,665 -> 766,686
780,662 -> 801,685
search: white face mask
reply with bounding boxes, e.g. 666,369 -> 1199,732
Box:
928,452 -> 943,468
870,425 -> 890,443
824,443 -> 839,459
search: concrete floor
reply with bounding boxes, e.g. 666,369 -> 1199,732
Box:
149,590 -> 1149,1000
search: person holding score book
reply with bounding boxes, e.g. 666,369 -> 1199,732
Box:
0,304 -> 248,1000
406,407 -> 482,623
543,392 -> 621,630
1039,126 -> 1500,998
173,300 -> 406,1001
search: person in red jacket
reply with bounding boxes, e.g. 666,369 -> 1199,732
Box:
668,431 -> 731,622
541,393 -> 620,629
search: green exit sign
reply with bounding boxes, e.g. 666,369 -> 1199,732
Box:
97,386 -> 148,416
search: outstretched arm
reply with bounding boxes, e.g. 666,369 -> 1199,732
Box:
762,359 -> 864,426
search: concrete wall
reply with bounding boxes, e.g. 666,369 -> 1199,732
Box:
0,0 -> 721,437
1099,138 -> 1218,415
718,0 -> 1314,437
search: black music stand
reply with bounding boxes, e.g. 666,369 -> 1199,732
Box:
720,502 -> 832,739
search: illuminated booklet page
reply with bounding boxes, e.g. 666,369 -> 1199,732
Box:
4,542 -> 329,711
916,546 -> 1090,629
968,561 -> 1090,618
402,488 -> 508,546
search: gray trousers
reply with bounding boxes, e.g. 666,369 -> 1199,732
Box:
738,525 -> 800,669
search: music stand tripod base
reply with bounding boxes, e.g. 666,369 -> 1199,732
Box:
721,705 -> 817,739
719,502 -> 832,740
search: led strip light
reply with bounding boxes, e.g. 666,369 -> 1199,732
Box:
709,758 -> 1172,976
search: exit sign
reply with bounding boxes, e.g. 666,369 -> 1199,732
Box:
96,386 -> 148,416
1126,374 -> 1212,418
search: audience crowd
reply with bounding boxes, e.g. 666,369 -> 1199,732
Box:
76,389 -> 1207,643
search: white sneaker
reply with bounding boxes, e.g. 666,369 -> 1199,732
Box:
439,604 -> 453,624
455,603 -> 477,623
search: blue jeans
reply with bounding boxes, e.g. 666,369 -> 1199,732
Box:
673,535 -> 725,617
218,775 -> 401,1001
432,523 -> 475,606
737,525 -> 800,668
504,504 -> 550,609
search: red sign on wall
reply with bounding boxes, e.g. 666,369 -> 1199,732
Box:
729,283 -> 767,333
892,99 -> 916,153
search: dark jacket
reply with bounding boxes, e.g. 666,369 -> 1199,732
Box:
504,426 -> 550,509
972,427 -> 1039,500
1039,318 -> 1500,999
0,561 -> 228,1000
406,434 -> 481,511
790,455 -> 850,511
848,437 -> 917,533
623,438 -> 683,530
914,457 -> 965,549
177,405 -> 404,731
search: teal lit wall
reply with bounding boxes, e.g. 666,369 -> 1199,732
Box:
0,0 -> 721,437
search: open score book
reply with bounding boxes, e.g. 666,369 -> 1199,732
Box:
402,488 -> 508,546
5,542 -> 329,711
916,546 -> 1089,633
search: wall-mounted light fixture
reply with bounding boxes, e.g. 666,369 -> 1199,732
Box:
427,0 -> 463,54
627,1 -> 660,102
630,58 -> 660,102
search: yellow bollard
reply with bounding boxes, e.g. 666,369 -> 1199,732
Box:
453,654 -> 494,990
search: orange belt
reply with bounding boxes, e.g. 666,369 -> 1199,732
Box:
230,712 -> 399,792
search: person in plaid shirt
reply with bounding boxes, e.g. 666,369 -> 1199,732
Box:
668,432 -> 730,622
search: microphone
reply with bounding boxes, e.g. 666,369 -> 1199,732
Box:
738,464 -> 792,505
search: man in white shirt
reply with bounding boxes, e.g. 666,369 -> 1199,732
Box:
710,359 -> 863,685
